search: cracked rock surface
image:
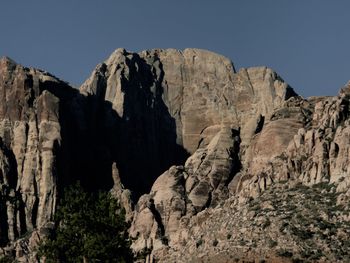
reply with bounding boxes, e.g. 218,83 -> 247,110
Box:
1,49 -> 350,263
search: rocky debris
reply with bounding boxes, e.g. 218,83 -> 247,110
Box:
0,223 -> 54,263
235,83 -> 350,202
129,127 -> 240,254
153,181 -> 350,263
129,65 -> 350,261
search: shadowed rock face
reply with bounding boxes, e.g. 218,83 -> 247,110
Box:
77,49 -> 298,256
80,50 -> 190,198
0,49 -> 303,262
0,57 -> 116,247
80,48 -> 296,199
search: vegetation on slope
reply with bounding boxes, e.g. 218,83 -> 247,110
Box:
38,182 -> 133,263
159,181 -> 350,263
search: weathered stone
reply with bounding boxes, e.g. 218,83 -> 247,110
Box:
4,48 -> 350,263
79,48 -> 296,200
0,58 -> 64,243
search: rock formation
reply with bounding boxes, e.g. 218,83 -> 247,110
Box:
0,48 -> 350,263
0,57 -> 63,243
79,48 -> 295,198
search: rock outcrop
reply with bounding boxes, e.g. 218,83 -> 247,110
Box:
155,181 -> 350,263
0,56 -> 120,260
130,126 -> 240,252
0,57 -> 63,246
236,84 -> 350,201
79,48 -> 295,199
1,48 -> 350,263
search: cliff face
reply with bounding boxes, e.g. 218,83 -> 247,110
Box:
79,48 -> 295,198
0,49 -> 350,262
0,57 -> 62,244
152,87 -> 350,262
0,57 -> 118,257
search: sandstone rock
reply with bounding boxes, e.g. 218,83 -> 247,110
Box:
78,48 -> 297,257
235,83 -> 350,202
130,126 -> 239,253
126,65 -> 350,261
0,58 -> 64,243
154,50 -> 296,155
4,48 -> 350,263
110,162 -> 133,221
154,182 -> 350,263
79,48 -> 296,200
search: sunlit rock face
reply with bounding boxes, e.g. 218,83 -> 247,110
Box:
80,48 -> 295,199
81,49 -> 295,257
0,56 -> 112,251
6,48 -> 350,262
0,49 -> 297,261
0,57 -> 63,244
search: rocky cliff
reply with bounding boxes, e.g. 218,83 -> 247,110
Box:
0,57 -> 62,240
0,49 -> 349,262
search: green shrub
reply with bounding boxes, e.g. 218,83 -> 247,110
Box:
291,258 -> 303,263
38,182 -> 132,263
0,255 -> 15,263
196,239 -> 203,248
262,218 -> 271,229
277,249 -> 293,258
290,226 -> 314,240
268,239 -> 278,248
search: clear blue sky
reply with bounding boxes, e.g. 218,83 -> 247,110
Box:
1,1 -> 349,97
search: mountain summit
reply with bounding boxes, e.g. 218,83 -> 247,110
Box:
0,49 -> 349,262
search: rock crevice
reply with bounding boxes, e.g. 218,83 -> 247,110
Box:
6,48 -> 350,262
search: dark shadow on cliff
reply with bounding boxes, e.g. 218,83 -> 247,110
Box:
39,81 -> 114,194
0,139 -> 27,242
40,53 -> 189,201
0,56 -> 189,247
112,53 -> 190,199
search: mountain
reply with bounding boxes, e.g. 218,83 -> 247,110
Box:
0,49 -> 349,262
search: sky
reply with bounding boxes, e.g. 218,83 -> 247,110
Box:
0,1 -> 350,97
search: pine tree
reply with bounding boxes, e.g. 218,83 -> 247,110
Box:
38,182 -> 133,263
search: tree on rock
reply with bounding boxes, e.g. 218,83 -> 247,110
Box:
38,182 -> 133,263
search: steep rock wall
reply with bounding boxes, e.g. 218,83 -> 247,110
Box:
0,57 -> 63,245
79,48 -> 296,199
0,49 -> 301,262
